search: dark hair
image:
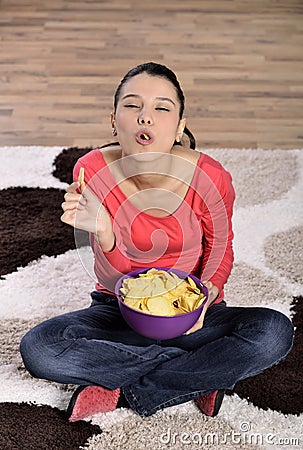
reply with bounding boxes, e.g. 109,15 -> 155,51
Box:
112,62 -> 196,150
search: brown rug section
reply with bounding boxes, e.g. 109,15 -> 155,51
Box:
0,402 -> 101,450
0,187 -> 89,278
52,146 -> 94,184
229,296 -> 303,415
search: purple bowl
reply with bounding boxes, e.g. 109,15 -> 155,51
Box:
115,268 -> 208,340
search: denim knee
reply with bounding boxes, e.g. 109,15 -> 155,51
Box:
20,325 -> 51,379
246,307 -> 294,365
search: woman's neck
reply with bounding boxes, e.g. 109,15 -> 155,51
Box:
118,152 -> 175,190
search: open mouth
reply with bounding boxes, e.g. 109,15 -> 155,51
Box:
136,130 -> 154,145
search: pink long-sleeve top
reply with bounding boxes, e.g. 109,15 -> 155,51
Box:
73,149 -> 235,304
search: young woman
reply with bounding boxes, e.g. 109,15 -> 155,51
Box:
20,62 -> 294,421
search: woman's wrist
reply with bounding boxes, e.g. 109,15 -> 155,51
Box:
95,231 -> 116,252
203,281 -> 219,304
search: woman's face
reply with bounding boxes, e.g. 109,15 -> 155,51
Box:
112,73 -> 186,156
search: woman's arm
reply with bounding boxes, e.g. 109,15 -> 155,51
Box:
61,158 -> 133,291
199,168 -> 235,299
185,167 -> 235,335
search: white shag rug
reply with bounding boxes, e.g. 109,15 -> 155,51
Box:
0,146 -> 302,450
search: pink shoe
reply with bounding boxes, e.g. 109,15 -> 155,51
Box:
66,385 -> 120,422
194,390 -> 225,417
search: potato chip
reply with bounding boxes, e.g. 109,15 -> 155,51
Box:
120,269 -> 206,317
123,297 -> 143,310
78,167 -> 85,191
145,296 -> 175,316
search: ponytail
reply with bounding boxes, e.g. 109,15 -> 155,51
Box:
183,126 -> 196,150
174,126 -> 196,150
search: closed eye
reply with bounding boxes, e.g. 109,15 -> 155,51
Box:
124,104 -> 140,108
156,107 -> 170,111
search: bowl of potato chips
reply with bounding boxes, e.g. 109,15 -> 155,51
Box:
115,268 -> 208,339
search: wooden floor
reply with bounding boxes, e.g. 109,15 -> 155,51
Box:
1,0 -> 303,149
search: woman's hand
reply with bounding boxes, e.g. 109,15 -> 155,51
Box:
61,182 -> 115,252
184,281 -> 219,335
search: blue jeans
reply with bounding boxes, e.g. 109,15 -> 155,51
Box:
20,292 -> 294,417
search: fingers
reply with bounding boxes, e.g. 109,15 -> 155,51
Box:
183,281 -> 218,335
184,320 -> 203,335
60,209 -> 76,226
184,298 -> 209,335
66,182 -> 81,193
64,191 -> 86,205
184,310 -> 205,335
202,281 -> 219,303
202,280 -> 213,289
60,181 -> 113,237
61,187 -> 87,213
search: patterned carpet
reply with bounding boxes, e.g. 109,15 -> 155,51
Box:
0,146 -> 302,450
